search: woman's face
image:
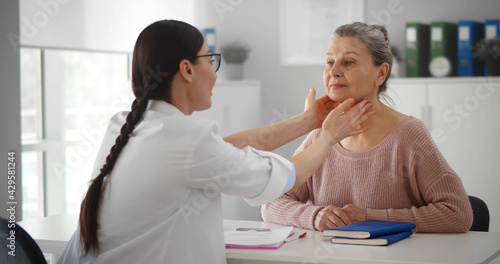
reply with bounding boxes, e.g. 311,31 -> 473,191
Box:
323,37 -> 384,103
189,41 -> 218,112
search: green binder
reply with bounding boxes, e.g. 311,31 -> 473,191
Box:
430,22 -> 458,76
406,23 -> 430,77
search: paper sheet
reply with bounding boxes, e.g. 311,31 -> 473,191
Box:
224,226 -> 293,248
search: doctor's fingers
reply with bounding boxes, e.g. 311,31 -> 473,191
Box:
343,100 -> 372,121
317,95 -> 339,110
345,109 -> 376,137
321,101 -> 369,139
341,101 -> 374,137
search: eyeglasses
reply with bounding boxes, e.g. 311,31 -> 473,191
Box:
194,53 -> 222,72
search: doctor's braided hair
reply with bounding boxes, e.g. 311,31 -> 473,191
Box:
333,22 -> 393,95
79,20 -> 204,256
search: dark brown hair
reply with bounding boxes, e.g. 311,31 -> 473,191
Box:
79,20 -> 204,256
333,22 -> 393,95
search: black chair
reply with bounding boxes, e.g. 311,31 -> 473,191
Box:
0,217 -> 47,264
468,195 -> 490,232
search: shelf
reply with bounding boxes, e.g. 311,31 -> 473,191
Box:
215,80 -> 261,87
389,76 -> 500,85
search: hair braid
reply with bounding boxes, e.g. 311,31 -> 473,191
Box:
79,19 -> 205,257
102,99 -> 147,172
79,98 -> 148,255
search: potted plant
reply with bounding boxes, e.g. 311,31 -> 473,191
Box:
472,37 -> 500,76
220,42 -> 250,80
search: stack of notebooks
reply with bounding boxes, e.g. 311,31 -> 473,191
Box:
323,220 -> 416,246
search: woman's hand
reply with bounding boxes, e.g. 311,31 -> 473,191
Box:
314,205 -> 352,231
342,204 -> 367,223
320,98 -> 374,145
303,87 -> 339,130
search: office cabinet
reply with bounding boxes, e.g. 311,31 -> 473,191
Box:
389,77 -> 500,233
194,80 -> 261,137
386,81 -> 427,121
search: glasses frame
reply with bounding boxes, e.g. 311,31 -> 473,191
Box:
194,53 -> 222,72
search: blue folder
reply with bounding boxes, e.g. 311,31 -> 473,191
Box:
201,28 -> 216,53
484,20 -> 500,76
485,19 -> 500,38
458,21 -> 484,76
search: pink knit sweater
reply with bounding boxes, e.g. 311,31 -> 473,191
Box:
262,117 -> 473,233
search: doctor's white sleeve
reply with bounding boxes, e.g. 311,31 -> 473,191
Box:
187,122 -> 295,206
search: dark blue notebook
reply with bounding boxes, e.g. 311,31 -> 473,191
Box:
323,220 -> 416,238
331,230 -> 414,246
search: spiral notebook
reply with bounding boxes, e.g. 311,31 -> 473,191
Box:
224,226 -> 293,250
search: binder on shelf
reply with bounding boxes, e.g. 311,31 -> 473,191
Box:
485,19 -> 500,39
429,22 -> 457,77
406,23 -> 430,77
484,20 -> 500,76
201,28 -> 217,53
458,21 -> 484,76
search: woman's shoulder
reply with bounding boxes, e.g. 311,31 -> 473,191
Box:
390,114 -> 423,130
294,128 -> 322,154
391,116 -> 436,150
394,116 -> 429,137
305,128 -> 322,144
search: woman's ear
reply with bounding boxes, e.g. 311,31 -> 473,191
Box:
375,62 -> 390,87
178,59 -> 194,83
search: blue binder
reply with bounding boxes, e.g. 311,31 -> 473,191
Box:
484,20 -> 500,76
485,20 -> 500,39
201,28 -> 216,53
458,21 -> 484,76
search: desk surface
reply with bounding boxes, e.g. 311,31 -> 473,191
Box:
18,214 -> 500,264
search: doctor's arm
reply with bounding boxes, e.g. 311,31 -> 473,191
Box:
224,87 -> 339,151
288,99 -> 372,192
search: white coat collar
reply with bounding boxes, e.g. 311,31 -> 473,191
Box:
148,100 -> 185,116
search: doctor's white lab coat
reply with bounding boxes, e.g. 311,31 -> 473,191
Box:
56,100 -> 295,264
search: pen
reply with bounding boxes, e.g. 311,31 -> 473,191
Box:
285,232 -> 307,243
236,228 -> 271,232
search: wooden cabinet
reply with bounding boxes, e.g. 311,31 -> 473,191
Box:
388,77 -> 500,232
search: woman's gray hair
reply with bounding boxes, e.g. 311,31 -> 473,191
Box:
333,22 -> 393,95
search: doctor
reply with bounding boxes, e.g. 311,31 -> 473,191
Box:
57,20 -> 373,264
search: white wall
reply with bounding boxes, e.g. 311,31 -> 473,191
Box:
19,0 -> 193,52
0,1 -> 21,220
192,0 -> 326,158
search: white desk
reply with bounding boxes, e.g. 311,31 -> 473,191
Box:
17,213 -> 78,263
18,214 -> 500,264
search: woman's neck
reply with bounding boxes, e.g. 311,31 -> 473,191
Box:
339,98 -> 406,152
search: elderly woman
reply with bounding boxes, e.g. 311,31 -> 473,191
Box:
262,22 -> 473,233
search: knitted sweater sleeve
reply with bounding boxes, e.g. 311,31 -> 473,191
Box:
366,120 -> 473,233
261,129 -> 325,230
